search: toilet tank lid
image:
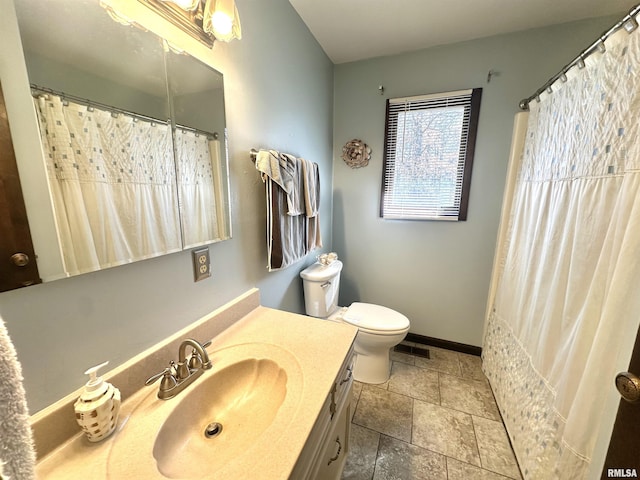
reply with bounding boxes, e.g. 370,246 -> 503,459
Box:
300,260 -> 343,281
343,302 -> 410,332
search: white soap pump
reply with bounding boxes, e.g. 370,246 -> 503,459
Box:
73,361 -> 121,442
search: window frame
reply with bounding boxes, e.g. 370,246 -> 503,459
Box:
380,88 -> 482,221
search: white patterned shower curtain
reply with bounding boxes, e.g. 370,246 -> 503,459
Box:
174,129 -> 227,247
33,94 -> 182,276
483,22 -> 640,480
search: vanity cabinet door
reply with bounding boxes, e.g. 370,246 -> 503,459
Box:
313,387 -> 352,480
290,348 -> 355,480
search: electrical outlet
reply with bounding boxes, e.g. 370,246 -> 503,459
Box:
192,247 -> 211,282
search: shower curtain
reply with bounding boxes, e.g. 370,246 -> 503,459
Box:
174,128 -> 226,247
483,23 -> 640,479
34,94 -> 182,275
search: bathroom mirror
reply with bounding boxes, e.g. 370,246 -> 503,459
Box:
167,49 -> 231,248
13,0 -> 232,282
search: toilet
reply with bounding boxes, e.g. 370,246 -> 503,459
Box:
300,260 -> 410,384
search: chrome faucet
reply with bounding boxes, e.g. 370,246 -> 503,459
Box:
145,338 -> 212,400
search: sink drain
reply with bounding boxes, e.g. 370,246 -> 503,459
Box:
204,422 -> 223,439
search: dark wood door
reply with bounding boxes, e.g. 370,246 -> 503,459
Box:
0,81 -> 41,291
601,324 -> 640,478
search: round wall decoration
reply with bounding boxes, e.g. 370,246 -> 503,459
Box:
341,139 -> 371,169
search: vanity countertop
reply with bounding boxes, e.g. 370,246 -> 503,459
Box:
35,306 -> 357,480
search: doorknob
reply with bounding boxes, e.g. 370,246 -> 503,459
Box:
10,253 -> 30,267
615,372 -> 640,403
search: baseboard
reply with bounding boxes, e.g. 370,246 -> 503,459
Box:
405,332 -> 482,357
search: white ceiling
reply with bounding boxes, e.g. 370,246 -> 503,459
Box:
288,0 -> 639,64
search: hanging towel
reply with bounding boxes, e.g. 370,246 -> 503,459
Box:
255,150 -> 306,216
0,317 -> 36,480
256,149 -> 323,270
266,179 -> 307,270
301,158 -> 322,251
255,150 -> 290,191
301,158 -> 320,218
283,153 -> 305,216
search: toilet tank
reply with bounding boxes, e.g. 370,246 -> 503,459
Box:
300,260 -> 343,318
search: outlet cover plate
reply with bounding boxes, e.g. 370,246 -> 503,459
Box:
192,247 -> 211,282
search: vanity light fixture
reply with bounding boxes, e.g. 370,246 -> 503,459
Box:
161,0 -> 200,11
136,0 -> 241,47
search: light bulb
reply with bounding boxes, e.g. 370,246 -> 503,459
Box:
211,11 -> 232,37
202,0 -> 241,42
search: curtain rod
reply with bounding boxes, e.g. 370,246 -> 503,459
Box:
175,124 -> 219,141
31,84 -> 219,139
519,3 -> 640,110
31,84 -> 169,126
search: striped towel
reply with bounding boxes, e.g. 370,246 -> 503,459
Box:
255,150 -> 322,270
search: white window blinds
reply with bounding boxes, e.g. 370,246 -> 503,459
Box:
381,88 -> 481,221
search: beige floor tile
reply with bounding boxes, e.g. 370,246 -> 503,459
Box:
473,416 -> 522,480
447,457 -> 515,480
341,424 -> 380,480
412,400 -> 481,466
388,362 -> 439,405
458,353 -> 487,382
346,346 -> 521,480
414,346 -> 462,376
439,373 -> 500,421
353,385 -> 413,443
373,435 -> 446,480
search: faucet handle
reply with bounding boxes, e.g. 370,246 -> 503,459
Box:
186,339 -> 213,371
188,349 -> 204,370
145,361 -> 177,387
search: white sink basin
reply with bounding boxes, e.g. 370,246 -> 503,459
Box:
153,358 -> 287,478
107,342 -> 302,479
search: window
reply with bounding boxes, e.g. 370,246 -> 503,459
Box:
380,88 -> 482,221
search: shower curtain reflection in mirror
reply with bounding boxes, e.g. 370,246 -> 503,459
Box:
174,128 -> 229,248
33,93 -> 182,276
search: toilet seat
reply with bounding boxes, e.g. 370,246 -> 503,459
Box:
342,302 -> 410,335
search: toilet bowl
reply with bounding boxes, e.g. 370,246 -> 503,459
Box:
300,260 -> 410,384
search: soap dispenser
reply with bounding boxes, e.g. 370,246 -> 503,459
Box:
74,361 -> 121,442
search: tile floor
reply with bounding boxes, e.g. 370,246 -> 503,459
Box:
341,342 -> 522,480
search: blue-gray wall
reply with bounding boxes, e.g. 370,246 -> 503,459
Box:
0,0 -> 333,413
332,16 -> 617,347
